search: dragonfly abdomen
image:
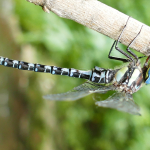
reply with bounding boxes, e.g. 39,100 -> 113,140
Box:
0,56 -> 92,79
51,66 -> 92,80
0,57 -> 116,84
90,66 -> 115,84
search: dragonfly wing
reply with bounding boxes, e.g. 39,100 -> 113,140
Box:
43,81 -> 114,101
95,92 -> 141,115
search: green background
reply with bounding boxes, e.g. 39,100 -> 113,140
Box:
0,0 -> 150,150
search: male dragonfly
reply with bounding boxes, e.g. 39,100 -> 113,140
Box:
0,17 -> 149,115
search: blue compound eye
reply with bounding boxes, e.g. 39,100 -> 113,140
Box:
145,68 -> 150,84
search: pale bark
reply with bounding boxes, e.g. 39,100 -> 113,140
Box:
27,0 -> 150,55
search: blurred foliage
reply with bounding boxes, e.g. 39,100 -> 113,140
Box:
0,0 -> 150,150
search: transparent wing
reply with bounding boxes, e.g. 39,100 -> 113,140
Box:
43,81 -> 114,101
95,92 -> 141,115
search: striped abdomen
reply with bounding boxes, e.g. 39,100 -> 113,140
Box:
0,56 -> 115,84
90,66 -> 116,83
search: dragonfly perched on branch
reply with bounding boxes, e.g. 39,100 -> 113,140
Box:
0,17 -> 150,115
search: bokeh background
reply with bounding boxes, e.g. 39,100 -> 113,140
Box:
0,0 -> 150,150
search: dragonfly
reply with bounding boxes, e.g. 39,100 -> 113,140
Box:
0,18 -> 150,115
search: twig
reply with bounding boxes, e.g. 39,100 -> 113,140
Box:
26,0 -> 150,55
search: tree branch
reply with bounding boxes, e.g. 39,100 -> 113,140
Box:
27,0 -> 150,55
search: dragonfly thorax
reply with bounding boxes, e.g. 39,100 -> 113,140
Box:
113,62 -> 143,94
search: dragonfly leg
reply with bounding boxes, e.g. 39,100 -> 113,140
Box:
126,25 -> 143,61
108,16 -> 133,62
143,55 -> 150,68
138,56 -> 146,59
142,56 -> 150,81
108,41 -> 131,62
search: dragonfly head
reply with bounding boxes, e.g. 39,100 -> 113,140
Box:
145,67 -> 150,84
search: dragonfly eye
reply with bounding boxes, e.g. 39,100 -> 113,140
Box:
145,68 -> 150,84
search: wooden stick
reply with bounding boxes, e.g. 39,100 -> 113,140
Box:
27,0 -> 150,55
